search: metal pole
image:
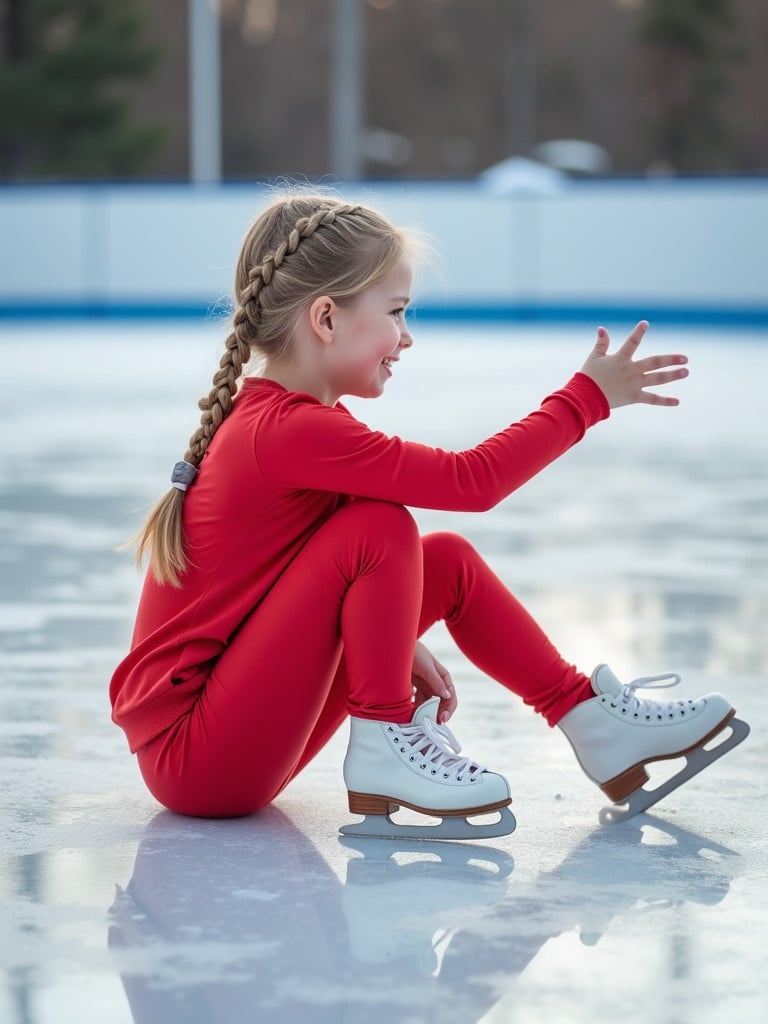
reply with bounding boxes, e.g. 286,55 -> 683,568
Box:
505,0 -> 536,156
331,0 -> 364,180
188,0 -> 222,183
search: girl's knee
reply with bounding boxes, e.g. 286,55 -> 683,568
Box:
341,499 -> 420,551
422,530 -> 478,568
350,498 -> 416,531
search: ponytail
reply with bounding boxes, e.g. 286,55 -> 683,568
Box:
132,194 -> 408,586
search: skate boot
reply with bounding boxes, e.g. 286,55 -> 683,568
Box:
558,664 -> 749,822
340,697 -> 515,840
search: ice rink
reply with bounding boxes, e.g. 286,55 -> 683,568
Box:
1,321 -> 766,1023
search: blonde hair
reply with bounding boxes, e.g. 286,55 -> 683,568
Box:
135,194 -> 410,586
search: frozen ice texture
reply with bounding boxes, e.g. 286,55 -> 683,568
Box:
1,323 -> 766,1023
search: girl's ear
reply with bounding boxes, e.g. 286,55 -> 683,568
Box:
308,295 -> 337,345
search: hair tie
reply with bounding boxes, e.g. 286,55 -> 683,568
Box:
171,460 -> 198,492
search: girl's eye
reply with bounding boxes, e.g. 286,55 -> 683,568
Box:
391,307 -> 405,319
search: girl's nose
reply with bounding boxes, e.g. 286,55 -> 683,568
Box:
399,324 -> 414,348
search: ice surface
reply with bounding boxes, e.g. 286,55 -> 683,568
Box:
1,323 -> 766,1023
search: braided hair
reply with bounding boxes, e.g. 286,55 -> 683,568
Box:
134,195 -> 408,586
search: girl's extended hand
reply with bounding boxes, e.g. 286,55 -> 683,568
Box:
411,640 -> 457,724
580,321 -> 689,409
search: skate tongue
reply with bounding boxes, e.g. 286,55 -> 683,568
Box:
411,697 -> 440,725
406,698 -> 479,773
590,664 -> 682,700
590,664 -> 623,697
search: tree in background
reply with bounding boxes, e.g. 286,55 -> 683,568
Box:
0,0 -> 165,180
639,0 -> 744,171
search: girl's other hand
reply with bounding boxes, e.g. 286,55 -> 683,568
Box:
580,321 -> 689,409
411,640 -> 457,724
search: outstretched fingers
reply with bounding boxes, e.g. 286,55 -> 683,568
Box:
636,379 -> 683,405
636,353 -> 689,406
580,321 -> 690,409
616,319 -> 649,356
635,352 -> 689,374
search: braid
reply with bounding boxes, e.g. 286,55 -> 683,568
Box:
132,196 -> 399,587
183,204 -> 360,466
185,321 -> 254,465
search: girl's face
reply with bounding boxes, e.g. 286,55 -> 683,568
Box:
325,256 -> 414,402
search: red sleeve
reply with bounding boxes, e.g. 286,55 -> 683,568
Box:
255,373 -> 609,513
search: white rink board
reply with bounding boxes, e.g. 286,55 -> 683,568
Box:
1,180 -> 767,314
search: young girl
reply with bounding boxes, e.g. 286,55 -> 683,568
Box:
110,194 -> 745,837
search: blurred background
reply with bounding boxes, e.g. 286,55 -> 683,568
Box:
2,0 -> 768,183
1,0 -> 767,324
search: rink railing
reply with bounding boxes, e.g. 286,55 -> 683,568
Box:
1,179 -> 767,326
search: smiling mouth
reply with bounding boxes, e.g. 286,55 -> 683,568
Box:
381,357 -> 398,370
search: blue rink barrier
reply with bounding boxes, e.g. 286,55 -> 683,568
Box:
2,180 -> 767,328
1,299 -> 767,328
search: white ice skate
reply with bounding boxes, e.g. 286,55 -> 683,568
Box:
340,697 -> 516,841
558,664 -> 749,823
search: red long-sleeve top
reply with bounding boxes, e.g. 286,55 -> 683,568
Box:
110,373 -> 609,751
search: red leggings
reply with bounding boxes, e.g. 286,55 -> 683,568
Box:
137,500 -> 592,816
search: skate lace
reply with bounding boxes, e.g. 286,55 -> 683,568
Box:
396,718 -> 487,782
619,673 -> 688,717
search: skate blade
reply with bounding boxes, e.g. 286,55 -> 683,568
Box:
600,716 -> 750,825
339,804 -> 516,842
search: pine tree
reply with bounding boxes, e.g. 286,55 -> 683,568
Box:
639,0 -> 744,172
0,0 -> 165,180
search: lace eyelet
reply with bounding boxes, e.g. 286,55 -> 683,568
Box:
443,773 -> 449,779
409,755 -> 415,761
420,764 -> 426,769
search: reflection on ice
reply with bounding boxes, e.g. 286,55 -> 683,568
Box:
105,810 -> 739,1023
1,325 -> 766,1022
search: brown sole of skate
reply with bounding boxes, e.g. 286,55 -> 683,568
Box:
597,713 -> 749,824
341,793 -> 516,841
600,708 -> 738,803
347,790 -> 512,818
